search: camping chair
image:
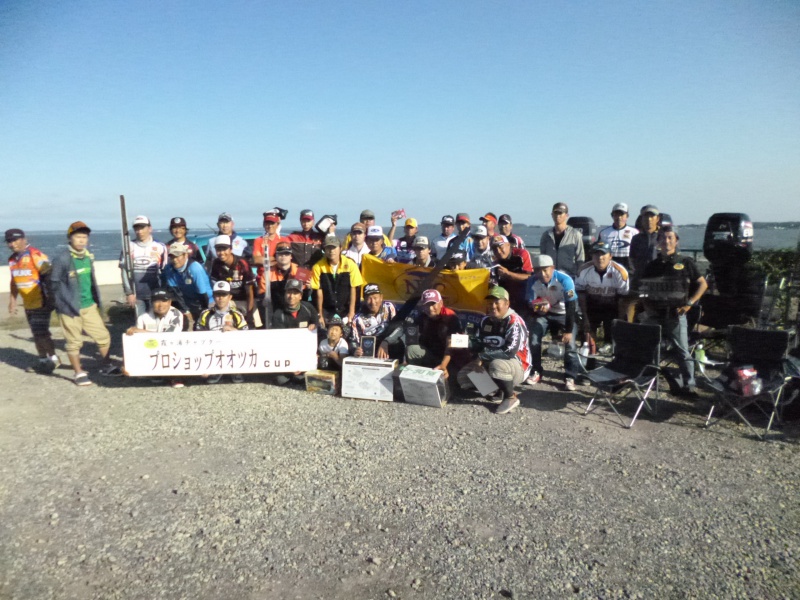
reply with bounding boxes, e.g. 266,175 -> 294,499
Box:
701,326 -> 795,440
583,320 -> 662,428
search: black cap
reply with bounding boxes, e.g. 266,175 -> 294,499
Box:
169,217 -> 188,229
498,214 -> 512,224
590,241 -> 611,255
448,251 -> 466,262
363,283 -> 382,296
327,315 -> 344,329
4,228 -> 25,242
285,279 -> 303,293
441,215 -> 455,225
151,288 -> 172,301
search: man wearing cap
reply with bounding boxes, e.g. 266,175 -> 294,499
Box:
161,241 -> 214,325
166,217 -> 201,263
271,279 -> 320,330
286,209 -> 325,268
480,213 -> 498,237
457,287 -> 531,415
433,215 -> 457,259
444,251 -> 468,271
629,205 -> 661,280
451,213 -> 475,258
350,283 -> 402,359
125,288 -> 185,387
467,225 -> 493,270
253,210 -> 289,311
343,222 -> 370,267
404,289 -> 464,375
365,226 -> 397,263
209,234 -> 256,327
51,221 -> 116,386
490,235 -> 533,311
267,240 -> 300,313
575,241 -> 629,351
120,215 -> 169,317
195,281 -> 248,383
641,226 -> 708,395
6,228 -> 59,373
205,212 -> 251,266
524,254 -> 581,391
311,234 -> 365,328
598,203 -> 638,270
392,217 -> 419,264
412,237 -> 436,268
539,202 -> 585,280
498,214 -> 526,250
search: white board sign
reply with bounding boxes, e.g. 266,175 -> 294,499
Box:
122,329 -> 317,376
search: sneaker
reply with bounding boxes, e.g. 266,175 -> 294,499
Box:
524,372 -> 541,386
564,378 -> 576,392
50,355 -> 62,368
100,364 -> 123,376
495,396 -> 520,415
485,389 -> 503,404
170,379 -> 185,389
74,372 -> 92,386
207,374 -> 223,384
231,374 -> 244,384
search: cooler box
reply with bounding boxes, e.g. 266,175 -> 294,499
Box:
341,358 -> 398,402
305,370 -> 339,395
398,365 -> 448,408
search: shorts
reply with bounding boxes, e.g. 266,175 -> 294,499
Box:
25,308 -> 53,337
59,304 -> 111,353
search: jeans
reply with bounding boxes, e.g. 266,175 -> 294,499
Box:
529,313 -> 581,379
644,312 -> 694,388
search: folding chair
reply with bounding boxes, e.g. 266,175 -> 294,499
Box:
583,320 -> 662,428
701,326 -> 794,440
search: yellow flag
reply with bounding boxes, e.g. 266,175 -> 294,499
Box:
361,254 -> 490,312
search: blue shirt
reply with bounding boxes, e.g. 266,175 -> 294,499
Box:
524,269 -> 577,315
162,260 -> 214,307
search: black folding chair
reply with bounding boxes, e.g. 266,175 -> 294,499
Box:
701,326 -> 794,440
583,320 -> 662,428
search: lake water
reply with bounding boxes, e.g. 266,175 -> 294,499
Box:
15,223 -> 800,261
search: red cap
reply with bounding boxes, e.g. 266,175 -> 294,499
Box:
421,289 -> 443,305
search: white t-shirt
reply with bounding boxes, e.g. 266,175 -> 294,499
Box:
319,337 -> 349,357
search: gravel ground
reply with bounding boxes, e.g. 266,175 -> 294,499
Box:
1,324 -> 799,600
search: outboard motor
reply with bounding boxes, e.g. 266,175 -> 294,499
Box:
701,213 -> 762,327
567,216 -> 597,257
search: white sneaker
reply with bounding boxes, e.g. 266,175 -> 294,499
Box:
564,378 -> 576,392
524,372 -> 541,386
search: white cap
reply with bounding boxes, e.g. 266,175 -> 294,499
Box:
213,281 -> 231,294
612,203 -> 629,214
532,254 -> 554,268
214,234 -> 232,247
132,215 -> 150,226
168,242 -> 188,256
472,225 -> 488,237
366,225 -> 383,238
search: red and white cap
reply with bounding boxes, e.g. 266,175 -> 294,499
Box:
421,289 -> 443,305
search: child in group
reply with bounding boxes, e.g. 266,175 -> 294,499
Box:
318,315 -> 349,370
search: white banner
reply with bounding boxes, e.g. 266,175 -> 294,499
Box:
122,329 -> 318,376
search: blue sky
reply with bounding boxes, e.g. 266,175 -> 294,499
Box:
1,0 -> 798,232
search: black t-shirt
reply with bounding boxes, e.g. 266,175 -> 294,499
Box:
272,301 -> 319,329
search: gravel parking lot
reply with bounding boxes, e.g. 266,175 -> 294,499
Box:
1,324 -> 799,600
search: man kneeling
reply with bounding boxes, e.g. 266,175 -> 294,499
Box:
456,287 -> 531,415
125,288 -> 185,388
195,281 -> 248,384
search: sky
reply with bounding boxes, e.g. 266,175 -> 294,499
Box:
1,0 -> 799,232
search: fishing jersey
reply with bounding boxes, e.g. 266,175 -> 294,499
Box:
574,261 -> 629,308
506,233 -> 526,250
205,233 -> 251,262
477,309 -> 531,377
136,306 -> 184,332
525,269 -> 577,315
310,256 -> 364,314
393,237 -> 417,264
369,246 -> 397,262
432,233 -> 456,259
210,257 -> 256,303
161,260 -> 214,310
8,245 -> 50,310
252,234 -> 289,293
404,305 -> 463,358
120,238 -> 168,299
195,305 -> 248,331
598,225 -> 638,267
467,248 -> 494,270
165,238 -> 201,263
342,244 -> 369,267
350,301 -> 397,347
286,230 -> 324,268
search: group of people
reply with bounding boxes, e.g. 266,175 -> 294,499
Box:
6,200 -> 707,413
